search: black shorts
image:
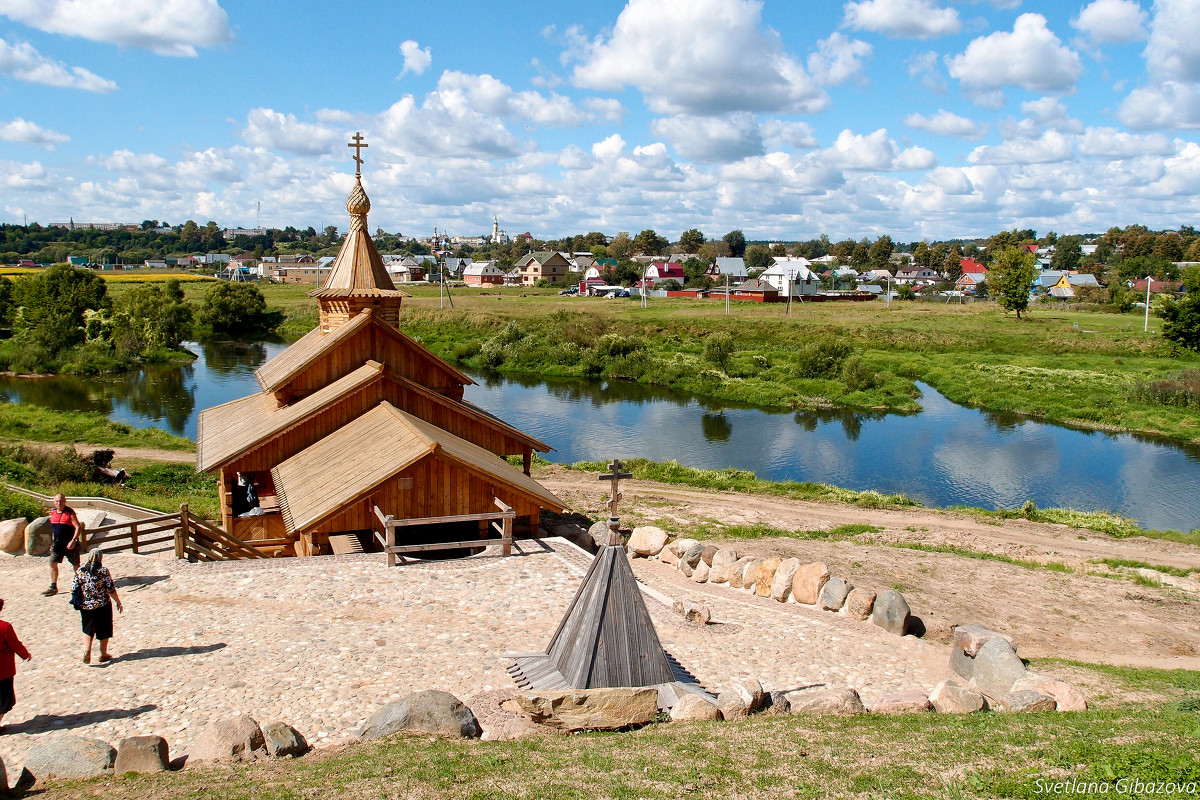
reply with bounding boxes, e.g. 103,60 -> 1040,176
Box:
80,604 -> 113,640
0,677 -> 14,714
50,543 -> 79,566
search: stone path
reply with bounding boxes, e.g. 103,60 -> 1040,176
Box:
0,538 -> 952,771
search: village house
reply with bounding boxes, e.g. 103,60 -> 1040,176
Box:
955,272 -> 986,294
195,144 -> 563,558
516,251 -> 572,285
759,259 -> 819,296
960,258 -> 986,274
463,260 -> 505,286
643,260 -> 685,286
895,266 -> 941,283
706,257 -> 748,283
728,278 -> 781,302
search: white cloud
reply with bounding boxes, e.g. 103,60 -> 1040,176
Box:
1117,0 -> 1200,129
570,0 -> 827,115
399,40 -> 432,76
1077,127 -> 1173,157
652,113 -> 765,163
761,120 -> 819,150
968,130 -> 1075,164
1120,81 -> 1200,129
807,33 -> 872,85
1071,0 -> 1149,44
240,108 -> 342,156
0,0 -> 231,57
842,0 -> 961,38
0,36 -> 116,92
904,109 -> 987,138
0,117 -> 69,147
907,50 -> 946,93
1017,97 -> 1084,133
947,14 -> 1083,102
434,71 -> 613,127
826,128 -> 938,170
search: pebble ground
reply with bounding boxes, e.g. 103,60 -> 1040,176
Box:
0,538 -> 951,771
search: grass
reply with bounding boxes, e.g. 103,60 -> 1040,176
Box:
947,503 -> 1200,545
1096,558 -> 1198,578
0,403 -> 195,451
40,710 -> 1200,800
885,542 -> 1074,573
692,521 -> 883,540
11,462 -> 218,520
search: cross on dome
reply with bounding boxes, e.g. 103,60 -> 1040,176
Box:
348,132 -> 368,177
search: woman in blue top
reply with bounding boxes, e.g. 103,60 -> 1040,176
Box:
72,552 -> 123,665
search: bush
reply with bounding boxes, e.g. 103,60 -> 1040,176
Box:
198,282 -> 284,335
0,486 -> 46,521
1134,369 -> 1200,408
796,339 -> 854,378
840,355 -> 879,391
702,332 -> 736,372
0,444 -> 95,484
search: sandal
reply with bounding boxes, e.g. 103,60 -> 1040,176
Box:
83,652 -> 91,664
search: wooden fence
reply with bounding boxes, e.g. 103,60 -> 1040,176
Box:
81,504 -> 267,562
374,498 -> 514,566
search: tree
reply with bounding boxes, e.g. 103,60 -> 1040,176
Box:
633,229 -> 668,256
912,240 -> 930,268
198,282 -> 283,335
723,230 -> 746,258
678,228 -> 705,252
1159,266 -> 1200,352
112,279 -> 194,355
868,235 -> 894,269
943,244 -> 963,280
989,246 -> 1039,319
770,243 -> 788,258
1051,235 -> 1083,273
609,232 -> 633,260
851,240 -> 869,268
12,264 -> 110,355
744,244 -> 773,271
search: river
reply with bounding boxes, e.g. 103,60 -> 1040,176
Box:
1,339 -> 1197,532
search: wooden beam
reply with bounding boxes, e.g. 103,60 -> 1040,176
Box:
384,509 -> 514,528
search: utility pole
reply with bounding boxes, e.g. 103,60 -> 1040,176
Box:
887,273 -> 892,308
787,275 -> 792,317
1144,274 -> 1152,333
725,272 -> 729,316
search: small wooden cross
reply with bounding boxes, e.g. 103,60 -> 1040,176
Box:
598,458 -> 633,522
348,131 -> 368,175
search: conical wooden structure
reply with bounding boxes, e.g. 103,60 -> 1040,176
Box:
507,543 -> 681,689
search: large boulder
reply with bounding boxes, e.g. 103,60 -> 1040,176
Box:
23,516 -> 51,557
997,690 -> 1056,713
739,559 -> 764,591
691,560 -> 710,583
952,624 -> 1017,658
792,562 -> 830,605
357,691 -> 481,740
262,722 -> 310,757
872,689 -> 934,714
729,557 -> 756,589
754,558 -> 783,597
708,548 -> 738,583
716,679 -> 764,719
784,687 -> 866,716
871,590 -> 911,636
671,538 -> 700,559
588,520 -> 613,549
678,543 -> 704,577
659,542 -> 679,565
770,558 -> 801,602
23,735 -> 115,779
819,577 -> 853,611
0,518 -> 28,554
669,694 -> 723,722
515,688 -> 657,731
929,680 -> 986,714
700,544 -> 719,566
627,526 -> 669,557
967,638 -> 1029,702
192,714 -> 266,761
1011,674 -> 1087,712
114,736 -> 170,774
672,598 -> 712,624
845,588 -> 876,620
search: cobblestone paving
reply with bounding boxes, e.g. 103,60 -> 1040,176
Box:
0,539 -> 951,770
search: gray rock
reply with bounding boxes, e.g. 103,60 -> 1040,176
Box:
357,690 -> 481,740
1011,674 -> 1087,712
672,598 -> 712,624
669,694 -> 722,722
844,588 -> 875,620
191,714 -> 265,761
792,562 -> 830,604
716,678 -> 764,719
952,624 -> 1017,658
262,722 -> 309,757
627,526 -> 669,557
679,543 -> 704,576
700,544 -> 718,566
929,679 -> 986,714
516,688 -> 657,731
0,518 -> 28,554
587,520 -> 614,549
708,548 -> 738,583
691,560 -> 710,583
784,687 -> 867,716
671,538 -> 700,558
114,736 -> 170,774
871,590 -> 911,636
728,557 -> 755,589
949,643 -> 976,681
764,690 -> 791,715
997,690 -> 1056,712
969,638 -> 1029,701
872,689 -> 934,714
819,577 -> 853,611
770,558 -> 801,602
23,516 -> 51,557
23,734 -> 115,779
755,557 -> 783,597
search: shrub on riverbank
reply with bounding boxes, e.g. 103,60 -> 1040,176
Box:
0,404 -> 195,451
0,485 -> 47,521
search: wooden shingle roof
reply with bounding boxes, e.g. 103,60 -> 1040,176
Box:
196,360 -> 386,473
271,402 -> 563,533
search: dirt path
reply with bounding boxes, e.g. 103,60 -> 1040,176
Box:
81,444 -> 195,463
537,465 -> 1200,671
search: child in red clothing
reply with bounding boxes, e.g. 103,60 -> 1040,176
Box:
0,597 -> 33,733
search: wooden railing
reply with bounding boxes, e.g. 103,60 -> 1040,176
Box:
374,498 -> 515,566
82,504 -> 267,562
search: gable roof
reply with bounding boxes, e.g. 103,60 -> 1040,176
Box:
253,309 -> 474,394
271,402 -> 563,533
960,258 -> 986,274
733,278 -> 777,293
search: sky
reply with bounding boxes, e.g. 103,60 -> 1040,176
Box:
1,0 -> 1199,242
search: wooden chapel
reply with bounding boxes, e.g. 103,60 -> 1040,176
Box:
195,133 -> 564,557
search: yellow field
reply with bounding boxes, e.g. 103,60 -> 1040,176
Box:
0,267 -> 217,282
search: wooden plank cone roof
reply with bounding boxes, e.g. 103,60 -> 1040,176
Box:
506,543 -> 684,690
309,176 -> 409,300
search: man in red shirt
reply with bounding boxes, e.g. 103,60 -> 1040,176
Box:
0,597 -> 33,733
44,493 -> 82,597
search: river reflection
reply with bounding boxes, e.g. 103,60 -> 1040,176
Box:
0,341 -> 1197,531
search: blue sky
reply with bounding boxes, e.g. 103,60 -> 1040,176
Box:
1,0 -> 1198,241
